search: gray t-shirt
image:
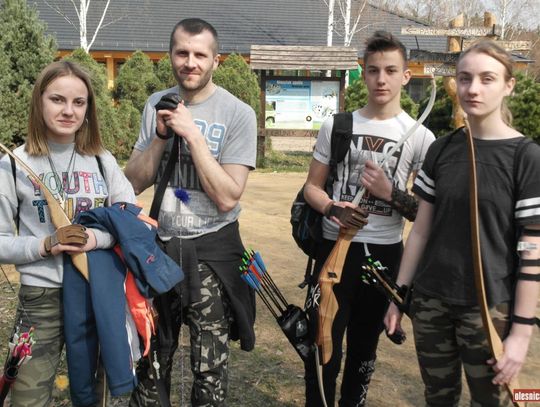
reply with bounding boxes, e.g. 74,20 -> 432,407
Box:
135,85 -> 257,240
313,110 -> 435,244
0,142 -> 136,287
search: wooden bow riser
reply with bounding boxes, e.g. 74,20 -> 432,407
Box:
0,144 -> 89,280
316,227 -> 357,364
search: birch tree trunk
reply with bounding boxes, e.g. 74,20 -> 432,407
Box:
44,0 -> 114,52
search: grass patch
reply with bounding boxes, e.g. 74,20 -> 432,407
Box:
259,150 -> 312,172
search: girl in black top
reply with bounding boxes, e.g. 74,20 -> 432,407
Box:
385,40 -> 540,405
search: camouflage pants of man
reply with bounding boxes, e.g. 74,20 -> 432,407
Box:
9,286 -> 64,407
410,291 -> 513,407
130,263 -> 232,407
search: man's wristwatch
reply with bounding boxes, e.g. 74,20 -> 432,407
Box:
155,127 -> 173,140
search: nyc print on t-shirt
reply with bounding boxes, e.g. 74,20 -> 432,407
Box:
340,133 -> 401,217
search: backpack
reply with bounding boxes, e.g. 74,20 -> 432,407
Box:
290,112 -> 352,280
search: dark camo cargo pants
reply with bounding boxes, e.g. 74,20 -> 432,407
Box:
9,286 -> 64,407
130,263 -> 232,407
410,291 -> 513,407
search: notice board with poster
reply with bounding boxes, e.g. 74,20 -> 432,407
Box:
264,78 -> 340,130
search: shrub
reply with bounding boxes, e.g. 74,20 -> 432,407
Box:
63,49 -> 139,159
0,0 -> 56,146
418,77 -> 453,138
114,50 -> 160,112
213,53 -> 261,117
509,72 -> 540,143
155,54 -> 176,89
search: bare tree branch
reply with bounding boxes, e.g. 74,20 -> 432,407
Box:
42,0 -> 126,52
42,0 -> 76,28
88,0 -> 111,49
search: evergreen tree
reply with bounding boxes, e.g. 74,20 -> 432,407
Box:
63,49 -> 139,159
114,50 -> 160,112
0,50 -> 12,146
213,53 -> 261,117
344,77 -> 418,118
155,54 -> 176,89
0,0 -> 56,146
509,72 -> 540,142
417,78 -> 453,138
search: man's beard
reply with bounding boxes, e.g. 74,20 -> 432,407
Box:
174,69 -> 213,93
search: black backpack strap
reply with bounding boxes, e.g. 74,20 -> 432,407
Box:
96,154 -> 105,178
9,154 -> 20,232
329,112 -> 353,177
149,137 -> 179,221
301,112 -> 353,288
95,155 -> 109,207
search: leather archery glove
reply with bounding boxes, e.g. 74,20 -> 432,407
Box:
44,224 -> 88,254
326,204 -> 368,229
154,93 -> 182,140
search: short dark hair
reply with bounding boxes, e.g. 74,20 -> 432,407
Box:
363,30 -> 407,67
169,18 -> 219,55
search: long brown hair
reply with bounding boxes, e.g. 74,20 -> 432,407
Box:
457,40 -> 514,126
26,60 -> 104,156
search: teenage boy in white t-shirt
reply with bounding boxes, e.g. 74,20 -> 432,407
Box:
303,30 -> 435,407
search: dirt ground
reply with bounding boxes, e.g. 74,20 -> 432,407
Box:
141,171 -> 538,406
1,171 -> 538,406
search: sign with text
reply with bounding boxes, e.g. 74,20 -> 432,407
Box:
265,79 -> 340,130
410,50 -> 460,63
424,63 -> 456,77
401,25 -> 501,37
462,39 -> 532,51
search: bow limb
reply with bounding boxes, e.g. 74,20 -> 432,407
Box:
464,124 -> 522,407
0,143 -> 89,281
314,351 -> 329,407
314,227 -> 356,407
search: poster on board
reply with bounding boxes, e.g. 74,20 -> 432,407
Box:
265,79 -> 340,130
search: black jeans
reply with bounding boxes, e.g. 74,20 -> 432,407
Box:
304,239 -> 403,407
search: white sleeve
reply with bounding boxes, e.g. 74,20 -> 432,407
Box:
312,116 -> 334,165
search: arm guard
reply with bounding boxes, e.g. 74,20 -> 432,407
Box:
388,186 -> 418,222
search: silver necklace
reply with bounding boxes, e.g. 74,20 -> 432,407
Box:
47,145 -> 77,210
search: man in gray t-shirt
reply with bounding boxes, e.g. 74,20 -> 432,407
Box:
125,18 -> 256,407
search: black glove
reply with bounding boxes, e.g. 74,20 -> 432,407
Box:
155,93 -> 182,111
326,204 -> 368,229
44,224 -> 88,254
154,93 -> 182,139
385,327 -> 406,345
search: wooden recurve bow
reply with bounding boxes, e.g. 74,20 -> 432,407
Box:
314,77 -> 437,405
464,124 -> 522,406
0,143 -> 89,280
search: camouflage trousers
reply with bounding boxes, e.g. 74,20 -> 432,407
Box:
8,286 -> 64,407
410,291 -> 513,407
130,263 -> 232,407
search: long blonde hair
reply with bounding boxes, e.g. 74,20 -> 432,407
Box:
457,40 -> 515,126
26,60 -> 104,156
